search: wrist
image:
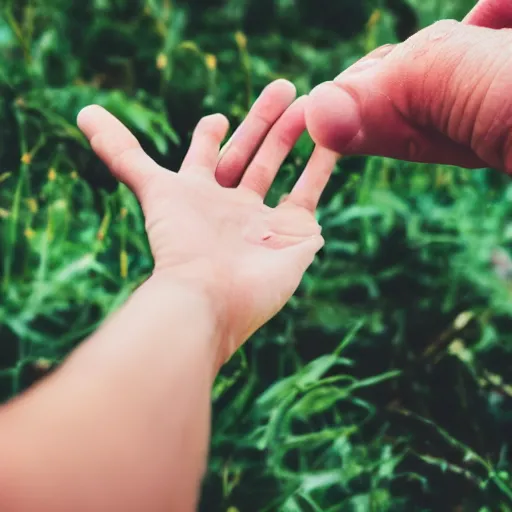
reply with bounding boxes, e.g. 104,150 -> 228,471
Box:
149,263 -> 234,374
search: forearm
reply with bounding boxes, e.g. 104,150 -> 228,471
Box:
0,273 -> 223,512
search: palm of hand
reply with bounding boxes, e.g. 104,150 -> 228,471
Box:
78,80 -> 336,359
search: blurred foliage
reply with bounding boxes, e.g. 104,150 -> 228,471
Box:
1,0 -> 512,510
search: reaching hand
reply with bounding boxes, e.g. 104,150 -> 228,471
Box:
305,0 -> 512,172
77,80 -> 337,363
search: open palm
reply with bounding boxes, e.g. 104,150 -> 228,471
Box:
78,80 -> 337,360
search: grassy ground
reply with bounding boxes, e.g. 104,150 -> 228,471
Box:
1,0 -> 512,510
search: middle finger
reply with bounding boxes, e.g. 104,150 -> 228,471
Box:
215,79 -> 297,187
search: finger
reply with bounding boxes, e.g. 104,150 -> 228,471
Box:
180,114 -> 229,176
306,80 -> 484,167
215,79 -> 297,187
77,105 -> 164,200
464,0 -> 512,29
305,21 -> 495,170
239,96 -> 307,198
287,146 -> 339,212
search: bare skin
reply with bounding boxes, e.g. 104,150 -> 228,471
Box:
0,81 -> 337,511
1,0 -> 509,510
305,0 -> 512,173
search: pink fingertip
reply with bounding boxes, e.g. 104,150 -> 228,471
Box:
305,83 -> 361,154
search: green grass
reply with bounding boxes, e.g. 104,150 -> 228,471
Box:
1,0 -> 512,510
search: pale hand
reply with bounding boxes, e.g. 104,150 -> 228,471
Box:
77,80 -> 337,364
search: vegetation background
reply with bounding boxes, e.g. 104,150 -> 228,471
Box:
1,0 -> 512,510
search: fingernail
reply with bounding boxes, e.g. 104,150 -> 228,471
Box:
334,58 -> 381,82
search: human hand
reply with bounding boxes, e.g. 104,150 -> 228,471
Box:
77,80 -> 337,365
305,0 -> 512,172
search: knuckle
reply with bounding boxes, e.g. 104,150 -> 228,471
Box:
275,131 -> 297,150
244,162 -> 272,195
110,147 -> 140,176
89,131 -> 108,153
399,19 -> 460,61
253,110 -> 274,128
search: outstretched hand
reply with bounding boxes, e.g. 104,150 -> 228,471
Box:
77,80 -> 337,363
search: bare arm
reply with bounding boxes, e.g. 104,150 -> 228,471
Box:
0,81 -> 337,511
0,276 -> 220,512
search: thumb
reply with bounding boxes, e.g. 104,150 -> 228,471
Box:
305,20 -> 512,171
274,235 -> 325,292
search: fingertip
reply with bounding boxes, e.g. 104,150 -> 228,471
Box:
200,113 -> 230,132
305,82 -> 361,154
209,112 -> 230,126
217,113 -> 231,138
76,104 -> 105,132
266,78 -> 297,98
259,79 -> 297,108
291,94 -> 309,110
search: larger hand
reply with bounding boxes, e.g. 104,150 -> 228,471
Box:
77,82 -> 336,364
305,0 -> 512,172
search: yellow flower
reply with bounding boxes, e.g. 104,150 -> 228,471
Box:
234,31 -> 247,49
0,172 -> 12,184
453,311 -> 474,330
179,41 -> 200,52
70,170 -> 78,180
48,168 -> 57,181
488,373 -> 503,387
26,198 -> 38,213
367,9 -> 381,30
448,339 -> 473,364
21,153 -> 32,165
34,358 -> 52,371
156,53 -> 168,70
24,227 -> 35,240
54,199 -> 67,210
205,53 -> 217,71
120,250 -> 129,278
120,207 -> 128,219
